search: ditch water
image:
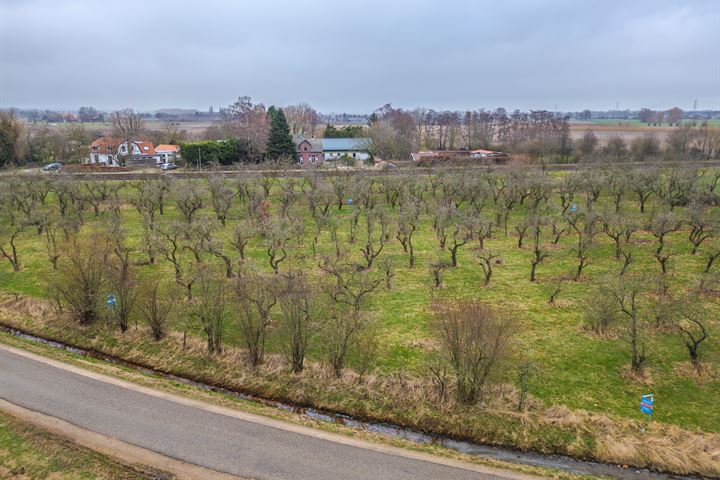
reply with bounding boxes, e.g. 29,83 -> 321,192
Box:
2,326 -> 706,480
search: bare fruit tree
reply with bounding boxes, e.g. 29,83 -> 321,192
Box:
172,180 -> 206,224
611,280 -> 646,373
672,299 -> 709,368
396,202 -> 419,268
565,210 -> 600,280
0,221 -> 23,272
646,211 -> 681,276
528,217 -> 550,282
475,248 -> 499,285
208,176 -> 236,226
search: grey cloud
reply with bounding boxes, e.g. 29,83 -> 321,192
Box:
1,0 -> 718,112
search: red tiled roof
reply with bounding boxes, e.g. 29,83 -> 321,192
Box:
135,142 -> 157,155
89,136 -> 122,154
155,144 -> 180,152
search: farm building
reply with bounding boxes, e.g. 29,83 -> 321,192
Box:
295,137 -> 371,166
321,138 -> 371,162
296,138 -> 324,166
410,149 -> 509,163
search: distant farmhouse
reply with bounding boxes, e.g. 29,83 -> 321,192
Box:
295,137 -> 371,166
87,137 -> 180,166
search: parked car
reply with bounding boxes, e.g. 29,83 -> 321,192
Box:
160,163 -> 178,171
42,162 -> 62,171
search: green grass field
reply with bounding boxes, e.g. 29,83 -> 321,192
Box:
0,172 -> 718,440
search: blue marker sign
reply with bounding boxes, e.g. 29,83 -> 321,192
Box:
348,196 -> 353,206
569,203 -> 577,213
640,394 -> 653,416
106,294 -> 116,309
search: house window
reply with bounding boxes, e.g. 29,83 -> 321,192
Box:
297,156 -> 303,164
352,152 -> 356,158
304,146 -> 308,151
311,156 -> 316,164
121,145 -> 127,153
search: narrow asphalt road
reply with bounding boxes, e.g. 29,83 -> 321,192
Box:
0,345 -> 532,480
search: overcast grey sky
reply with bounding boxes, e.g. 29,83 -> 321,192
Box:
1,0 -> 718,113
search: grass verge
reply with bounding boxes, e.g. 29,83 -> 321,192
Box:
0,410 -> 167,480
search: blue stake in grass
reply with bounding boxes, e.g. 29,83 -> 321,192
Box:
106,294 -> 116,310
348,196 -> 353,206
640,394 -> 653,416
639,394 -> 653,431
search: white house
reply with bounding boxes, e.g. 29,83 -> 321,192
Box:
88,137 -> 122,165
88,137 -> 178,166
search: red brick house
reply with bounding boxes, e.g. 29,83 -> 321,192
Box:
296,138 -> 323,166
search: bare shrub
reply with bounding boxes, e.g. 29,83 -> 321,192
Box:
583,287 -> 619,335
235,272 -> 277,366
431,299 -> 515,404
354,320 -> 380,383
140,279 -> 174,341
278,271 -> 313,373
320,258 -> 380,377
193,268 -> 228,355
517,360 -> 540,412
49,234 -> 110,324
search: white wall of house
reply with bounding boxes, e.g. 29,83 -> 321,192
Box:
323,151 -> 370,161
156,151 -> 180,164
118,141 -> 144,156
88,153 -> 118,166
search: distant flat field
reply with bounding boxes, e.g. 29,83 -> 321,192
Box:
569,120 -> 720,144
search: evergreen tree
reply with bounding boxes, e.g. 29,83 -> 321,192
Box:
265,108 -> 296,161
323,124 -> 338,137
